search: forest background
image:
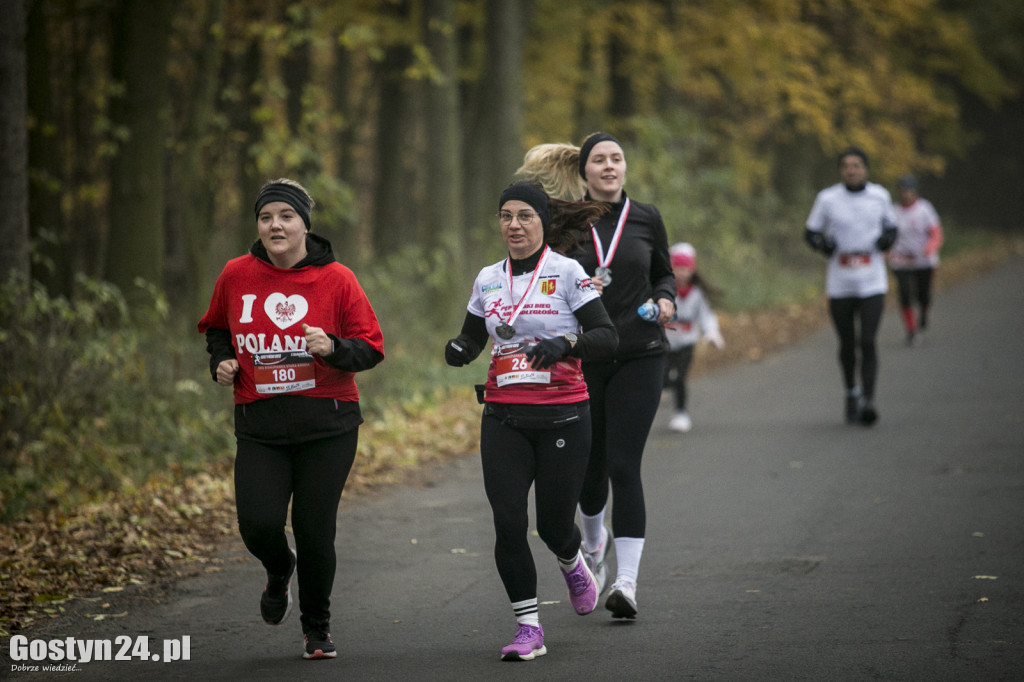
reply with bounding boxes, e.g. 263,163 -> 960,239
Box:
0,0 -> 1023,629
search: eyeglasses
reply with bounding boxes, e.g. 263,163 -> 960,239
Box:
498,210 -> 537,225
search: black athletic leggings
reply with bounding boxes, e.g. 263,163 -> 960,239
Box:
894,268 -> 934,324
579,354 -> 666,539
664,345 -> 695,411
828,294 -> 885,399
234,430 -> 358,627
480,406 -> 590,604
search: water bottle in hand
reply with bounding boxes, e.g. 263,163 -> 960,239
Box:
637,301 -> 659,321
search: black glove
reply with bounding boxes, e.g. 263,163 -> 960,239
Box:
523,337 -> 571,370
444,335 -> 480,367
804,229 -> 836,257
875,226 -> 898,252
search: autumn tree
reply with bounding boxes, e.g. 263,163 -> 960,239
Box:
0,0 -> 30,280
462,0 -> 532,251
421,0 -> 463,262
167,0 -> 226,313
106,0 -> 175,296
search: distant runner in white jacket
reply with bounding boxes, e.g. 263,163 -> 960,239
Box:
663,243 -> 724,433
804,146 -> 898,426
890,174 -> 944,345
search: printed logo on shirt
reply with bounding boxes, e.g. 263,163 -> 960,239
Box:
263,293 -> 309,330
575,277 -> 595,292
484,299 -> 507,320
481,282 -> 502,294
540,278 -> 556,295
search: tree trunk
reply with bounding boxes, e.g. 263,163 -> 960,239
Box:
0,0 -> 30,281
106,0 -> 174,297
421,0 -> 466,324
71,7 -> 112,284
372,12 -> 417,255
421,0 -> 463,250
462,0 -> 530,258
174,0 -> 225,316
26,0 -> 65,291
607,6 -> 636,140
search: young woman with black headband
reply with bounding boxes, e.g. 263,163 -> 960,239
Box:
517,134 -> 676,620
198,178 -> 384,660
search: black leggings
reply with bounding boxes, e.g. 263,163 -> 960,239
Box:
579,354 -> 666,539
894,268 -> 934,326
828,294 -> 885,399
234,430 -> 358,627
664,345 -> 695,411
480,406 -> 591,604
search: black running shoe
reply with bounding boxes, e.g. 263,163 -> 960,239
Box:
260,549 -> 295,625
303,625 -> 337,660
845,393 -> 861,424
859,399 -> 878,426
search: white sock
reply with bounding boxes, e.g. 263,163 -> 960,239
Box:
579,506 -> 606,552
557,549 -> 583,573
511,598 -> 540,627
613,537 -> 645,584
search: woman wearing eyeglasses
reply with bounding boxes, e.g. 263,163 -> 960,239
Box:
444,181 -> 617,661
516,134 -> 676,621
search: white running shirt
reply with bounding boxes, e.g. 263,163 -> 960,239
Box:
891,198 -> 942,270
665,286 -> 719,350
467,250 -> 599,405
806,182 -> 897,298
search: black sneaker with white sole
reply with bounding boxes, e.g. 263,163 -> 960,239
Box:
859,399 -> 878,426
844,392 -> 861,424
303,623 -> 337,660
260,549 -> 296,625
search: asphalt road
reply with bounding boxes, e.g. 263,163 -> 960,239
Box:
7,256 -> 1023,681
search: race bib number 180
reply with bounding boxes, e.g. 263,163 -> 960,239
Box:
254,350 -> 316,394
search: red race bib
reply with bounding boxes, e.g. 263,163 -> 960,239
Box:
253,350 -> 316,394
493,344 -> 551,387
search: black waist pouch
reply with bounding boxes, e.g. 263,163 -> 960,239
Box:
483,401 -> 587,430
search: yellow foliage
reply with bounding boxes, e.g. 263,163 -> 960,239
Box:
523,0 -> 1012,187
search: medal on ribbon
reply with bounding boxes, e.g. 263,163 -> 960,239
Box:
591,198 -> 630,286
496,246 -> 551,341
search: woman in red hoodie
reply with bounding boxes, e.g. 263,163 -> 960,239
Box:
198,178 -> 384,660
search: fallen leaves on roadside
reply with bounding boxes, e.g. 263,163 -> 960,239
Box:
0,466 -> 236,636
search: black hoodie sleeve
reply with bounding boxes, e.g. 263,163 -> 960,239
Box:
323,335 -> 384,373
204,328 -> 236,382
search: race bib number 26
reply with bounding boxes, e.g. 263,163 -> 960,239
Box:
495,349 -> 550,387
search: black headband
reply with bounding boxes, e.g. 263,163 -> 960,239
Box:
579,133 -> 623,179
499,182 -> 550,231
254,182 -> 312,231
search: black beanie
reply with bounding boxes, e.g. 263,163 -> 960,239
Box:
579,132 -> 623,178
254,182 -> 312,231
499,182 -> 550,231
